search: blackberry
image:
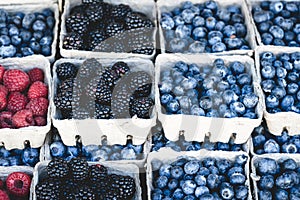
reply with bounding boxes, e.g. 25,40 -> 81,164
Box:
110,174 -> 136,199
88,30 -> 108,51
78,58 -> 104,80
74,185 -> 96,200
57,78 -> 74,92
90,182 -> 110,200
82,0 -> 102,5
63,32 -> 84,50
125,12 -> 154,30
124,28 -> 154,54
106,21 -> 126,37
94,104 -> 113,119
47,158 -> 69,179
95,85 -> 112,104
85,5 -> 104,22
111,4 -> 132,19
54,89 -> 73,110
89,164 -> 108,182
133,83 -> 152,97
111,84 -> 132,118
69,158 -> 89,181
99,189 -> 121,200
35,178 -> 60,200
131,45 -> 154,55
70,5 -> 88,16
130,97 -> 154,118
60,179 -> 79,199
128,71 -> 152,92
56,62 -> 78,80
111,61 -> 130,79
72,106 -> 91,119
66,13 -> 89,35
101,69 -> 116,88
59,108 -> 73,119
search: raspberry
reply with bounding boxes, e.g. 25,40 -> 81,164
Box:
28,68 -> 44,83
0,85 -> 8,96
27,81 -> 48,99
34,116 -> 47,126
0,65 -> 5,83
0,93 -> 7,111
6,172 -> 31,197
0,190 -> 9,200
0,111 -> 13,128
7,92 -> 28,113
3,69 -> 30,92
26,97 -> 49,117
12,109 -> 34,128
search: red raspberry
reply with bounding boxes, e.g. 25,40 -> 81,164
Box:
28,68 -> 44,83
0,85 -> 8,96
0,65 -> 5,83
7,92 -> 28,113
34,116 -> 47,126
12,109 -> 34,128
0,190 -> 9,200
0,111 -> 13,128
6,172 -> 31,197
26,97 -> 49,117
3,69 -> 30,92
0,93 -> 7,111
27,81 -> 48,99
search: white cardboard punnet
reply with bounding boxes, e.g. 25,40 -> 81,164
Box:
146,148 -> 252,200
31,161 -> 141,200
255,46 -> 300,135
0,56 -> 51,150
52,58 -> 156,146
155,54 -> 263,144
60,0 -> 157,59
0,3 -> 59,63
157,0 -> 257,56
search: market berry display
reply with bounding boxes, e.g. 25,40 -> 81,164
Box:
160,1 -> 250,53
63,1 -> 155,55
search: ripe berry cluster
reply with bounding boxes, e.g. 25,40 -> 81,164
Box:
63,0 -> 154,55
35,158 -> 136,200
0,8 -> 54,58
160,0 -> 250,53
0,172 -> 32,200
252,1 -> 300,47
0,65 -> 48,129
152,154 -> 249,199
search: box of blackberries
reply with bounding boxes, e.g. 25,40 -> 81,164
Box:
31,159 -> 141,200
0,55 -> 51,150
0,166 -> 33,199
156,54 -> 263,144
157,0 -> 256,55
147,148 -> 251,200
255,46 -> 300,135
0,3 -> 59,62
51,58 -> 156,146
247,0 -> 300,48
60,0 -> 157,59
251,154 -> 300,200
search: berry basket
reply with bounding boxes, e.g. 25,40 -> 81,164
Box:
157,0 -> 256,56
51,58 -> 156,146
155,54 -> 263,144
0,55 -> 51,150
147,148 -> 251,200
251,154 -> 300,200
255,46 -> 300,135
31,161 -> 142,200
0,2 -> 59,62
60,0 -> 157,59
246,0 -> 300,48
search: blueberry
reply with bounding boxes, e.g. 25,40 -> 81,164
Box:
229,102 -> 245,115
264,139 -> 280,153
161,16 -> 175,30
0,158 -> 9,166
259,190 -> 272,200
40,36 -> 52,46
230,61 -> 245,75
208,31 -> 222,46
50,141 -> 66,157
269,1 -> 284,14
22,13 -> 35,29
275,189 -> 289,200
29,41 -> 41,53
192,16 -> 205,27
168,38 -> 187,53
192,27 -> 207,41
182,180 -> 196,195
172,188 -> 184,199
205,16 -> 216,30
168,179 -> 178,191
261,32 -> 273,45
201,9 -> 213,18
194,186 -> 209,198
258,21 -> 272,33
212,64 -> 228,78
282,142 -> 298,153
220,182 -> 234,200
254,11 -> 273,24
235,154 -> 248,166
21,148 -> 39,167
281,95 -> 294,111
90,149 -> 108,161
170,166 -> 184,179
229,172 -> 246,185
259,175 -> 274,189
215,21 -> 225,31
199,96 -> 213,110
217,9 -> 231,22
266,95 -> 279,109
0,146 -> 10,158
120,147 -> 136,160
287,83 -> 299,95
211,42 -> 226,53
223,90 -> 238,105
21,47 -> 34,57
276,171 -> 298,189
156,175 -> 168,189
181,9 -> 195,24
256,158 -> 279,175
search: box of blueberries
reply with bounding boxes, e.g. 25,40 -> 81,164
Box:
157,0 -> 257,55
0,55 -> 51,150
147,148 -> 251,200
51,58 -> 156,146
60,0 -> 157,59
251,154 -> 300,200
0,2 -> 59,62
247,0 -> 300,48
156,54 -> 263,144
31,160 -> 142,200
255,46 -> 300,135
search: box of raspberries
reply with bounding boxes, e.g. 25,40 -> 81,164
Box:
157,0 -> 256,55
60,0 -> 157,59
52,58 -> 156,146
251,154 -> 300,200
248,0 -> 300,48
255,46 -> 300,135
0,56 -> 51,150
32,158 -> 141,199
147,148 -> 251,200
156,54 -> 263,144
0,2 -> 59,62
0,166 -> 33,200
